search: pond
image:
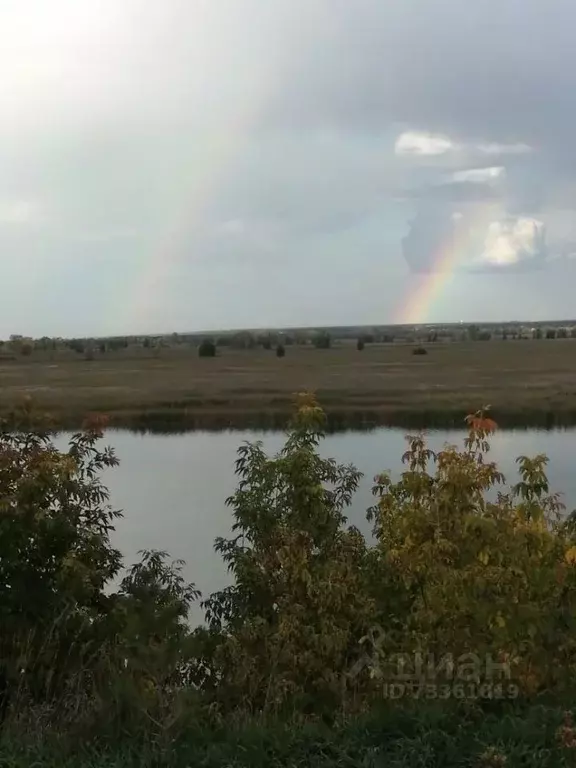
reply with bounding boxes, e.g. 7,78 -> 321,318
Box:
58,426 -> 576,619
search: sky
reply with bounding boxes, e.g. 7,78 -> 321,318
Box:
2,0 -> 576,336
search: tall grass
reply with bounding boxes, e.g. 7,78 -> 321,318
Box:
2,700 -> 576,766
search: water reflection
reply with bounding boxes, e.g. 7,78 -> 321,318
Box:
118,408 -> 576,435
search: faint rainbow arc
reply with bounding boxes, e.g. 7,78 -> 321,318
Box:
120,127 -> 248,331
394,206 -> 496,325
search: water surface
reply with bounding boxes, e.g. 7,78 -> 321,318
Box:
59,427 -> 576,614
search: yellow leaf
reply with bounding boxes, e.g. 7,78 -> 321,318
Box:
565,546 -> 576,565
478,550 -> 490,565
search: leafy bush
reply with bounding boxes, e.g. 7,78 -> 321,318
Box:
367,410 -> 576,697
198,339 -> 216,358
68,339 -> 86,354
0,414 -> 117,729
276,344 -> 285,358
195,393 -> 372,717
356,338 -> 365,351
412,345 -> 427,355
0,405 -> 201,742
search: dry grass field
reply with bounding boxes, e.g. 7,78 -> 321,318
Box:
2,339 -> 576,429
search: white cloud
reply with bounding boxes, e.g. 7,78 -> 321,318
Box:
395,131 -> 533,161
395,131 -> 454,156
480,217 -> 543,266
451,166 -> 505,184
0,201 -> 40,225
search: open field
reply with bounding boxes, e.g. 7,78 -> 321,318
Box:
3,339 -> 576,430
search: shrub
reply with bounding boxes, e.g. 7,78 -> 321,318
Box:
412,345 -> 427,355
195,393 -> 372,716
0,405 -> 201,741
198,339 -> 216,358
276,344 -> 285,358
356,338 -> 365,351
0,411 -> 123,717
366,409 -> 576,697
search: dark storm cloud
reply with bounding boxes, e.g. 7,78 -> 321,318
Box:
265,1 -> 576,149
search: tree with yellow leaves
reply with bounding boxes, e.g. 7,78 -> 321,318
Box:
367,408 -> 576,696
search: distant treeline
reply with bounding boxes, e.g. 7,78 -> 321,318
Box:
2,321 -> 576,360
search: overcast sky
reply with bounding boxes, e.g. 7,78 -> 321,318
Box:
2,0 -> 576,336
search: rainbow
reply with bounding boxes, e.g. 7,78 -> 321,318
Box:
120,126 -> 248,332
394,204 -> 498,325
118,22 -> 275,334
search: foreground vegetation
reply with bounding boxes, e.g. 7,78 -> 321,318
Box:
2,339 -> 576,429
2,394 -> 576,765
4,703 -> 576,766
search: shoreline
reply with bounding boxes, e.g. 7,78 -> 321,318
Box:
14,403 -> 576,433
